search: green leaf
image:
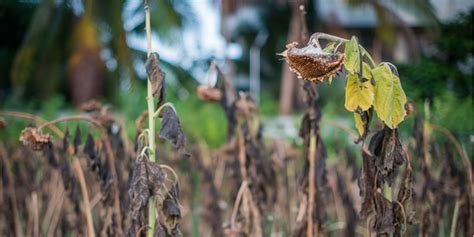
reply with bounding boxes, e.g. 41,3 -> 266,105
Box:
344,36 -> 360,73
354,112 -> 364,136
372,63 -> 407,128
344,63 -> 375,112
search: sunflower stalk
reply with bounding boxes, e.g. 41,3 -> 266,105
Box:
144,1 -> 157,236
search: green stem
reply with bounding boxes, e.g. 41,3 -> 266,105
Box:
310,32 -> 377,68
144,1 -> 157,236
383,182 -> 392,201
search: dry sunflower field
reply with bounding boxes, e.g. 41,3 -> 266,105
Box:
0,1 -> 472,237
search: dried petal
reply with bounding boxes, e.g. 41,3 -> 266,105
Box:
19,127 -> 52,151
280,42 -> 344,82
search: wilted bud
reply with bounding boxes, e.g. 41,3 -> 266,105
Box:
19,127 -> 52,151
280,42 -> 344,82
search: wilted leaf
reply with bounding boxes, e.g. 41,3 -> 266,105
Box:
378,127 -> 405,186
372,63 -> 407,128
354,113 -> 365,136
19,127 -> 52,151
73,124 -> 81,154
394,160 -> 416,236
159,106 -> 185,152
145,52 -> 166,107
344,36 -> 361,74
196,85 -> 222,102
344,63 -> 374,112
161,182 -> 181,236
373,192 -> 395,234
62,128 -> 70,154
280,42 -> 344,82
128,154 -> 166,220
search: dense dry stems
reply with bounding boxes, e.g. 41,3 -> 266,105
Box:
0,145 -> 24,237
72,158 -> 95,237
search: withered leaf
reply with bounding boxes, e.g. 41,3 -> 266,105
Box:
159,106 -> 185,152
378,127 -> 405,186
19,127 -> 52,151
373,192 -> 395,234
395,159 -> 416,235
280,42 -> 344,82
84,133 -> 100,172
62,127 -> 70,154
128,155 -> 166,220
73,124 -> 81,154
161,182 -> 181,236
129,155 -> 149,220
146,159 -> 166,196
145,52 -> 166,107
196,85 -> 222,102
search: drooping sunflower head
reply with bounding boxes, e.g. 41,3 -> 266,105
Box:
279,42 -> 344,82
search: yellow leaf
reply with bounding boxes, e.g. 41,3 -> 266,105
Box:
354,112 -> 365,136
372,64 -> 407,128
344,63 -> 375,112
344,36 -> 360,74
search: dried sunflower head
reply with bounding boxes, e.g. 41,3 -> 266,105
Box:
19,127 -> 52,151
279,42 -> 344,82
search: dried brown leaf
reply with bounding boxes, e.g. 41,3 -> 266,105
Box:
196,85 -> 222,102
159,106 -> 185,152
19,127 -> 52,151
373,191 -> 395,234
161,182 -> 181,236
145,52 -> 166,107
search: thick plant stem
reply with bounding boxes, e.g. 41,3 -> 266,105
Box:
144,1 -> 157,236
307,131 -> 317,237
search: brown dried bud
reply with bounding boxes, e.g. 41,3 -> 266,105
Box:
19,127 -> 52,151
280,42 -> 344,82
196,85 -> 222,102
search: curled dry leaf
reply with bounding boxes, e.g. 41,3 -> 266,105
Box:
145,52 -> 166,107
378,127 -> 405,186
280,42 -> 344,82
128,154 -> 165,220
161,182 -> 181,236
394,159 -> 416,236
196,85 -> 222,102
373,191 -> 395,234
159,106 -> 186,153
19,127 -> 52,151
